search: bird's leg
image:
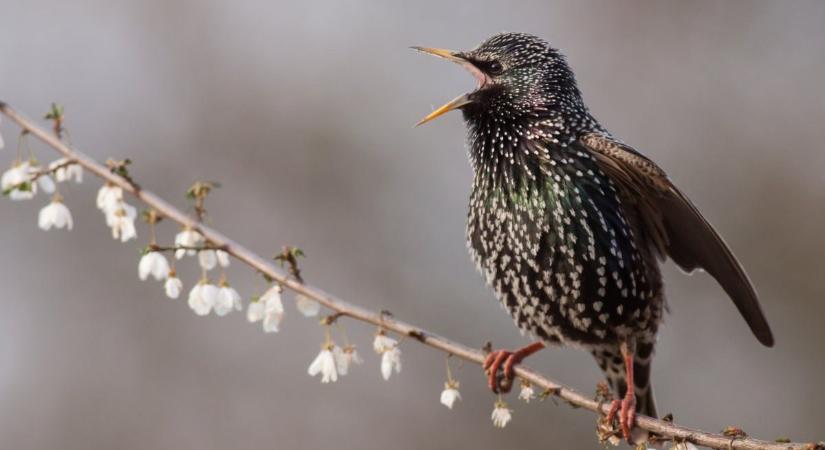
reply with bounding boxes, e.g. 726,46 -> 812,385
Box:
483,341 -> 545,393
605,341 -> 636,442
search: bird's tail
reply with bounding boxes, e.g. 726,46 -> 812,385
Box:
592,340 -> 657,418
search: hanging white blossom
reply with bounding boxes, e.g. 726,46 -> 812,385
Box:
373,332 -> 398,354
188,280 -> 218,316
518,381 -> 535,403
380,347 -> 402,380
138,252 -> 170,281
96,184 -> 123,213
307,346 -> 338,383
214,282 -> 242,316
164,273 -> 183,299
2,162 -> 36,201
107,202 -> 137,242
174,228 -> 204,259
440,381 -> 461,409
491,400 -> 512,428
295,294 -> 321,317
198,249 -> 217,271
333,345 -> 363,376
37,198 -> 73,231
50,158 -> 83,183
216,249 -> 230,268
247,285 -> 285,333
32,167 -> 55,194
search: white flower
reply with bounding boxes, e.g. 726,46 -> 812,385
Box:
138,252 -> 169,281
198,249 -> 217,271
33,169 -> 55,194
214,283 -> 242,316
96,184 -> 123,213
491,401 -> 512,428
307,346 -> 338,383
247,301 -> 264,322
107,202 -> 137,242
247,285 -> 285,333
440,381 -> 461,409
164,273 -> 183,299
670,443 -> 699,450
518,382 -> 535,403
187,280 -> 218,316
374,333 -> 402,381
295,294 -> 321,317
38,198 -> 73,231
262,289 -> 285,332
334,345 -> 363,376
174,228 -> 204,259
50,158 -> 83,183
373,332 -> 398,354
2,162 -> 36,201
380,347 -> 402,380
216,250 -> 230,267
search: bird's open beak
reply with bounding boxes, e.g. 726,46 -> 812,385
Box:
415,93 -> 472,127
412,46 -> 483,126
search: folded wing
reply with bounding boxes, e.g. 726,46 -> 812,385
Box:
579,133 -> 774,347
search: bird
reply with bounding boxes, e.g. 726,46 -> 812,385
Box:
413,32 -> 773,441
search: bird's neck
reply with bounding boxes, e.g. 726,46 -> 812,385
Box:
465,101 -> 603,198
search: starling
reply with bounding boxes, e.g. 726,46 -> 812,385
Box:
414,32 -> 773,440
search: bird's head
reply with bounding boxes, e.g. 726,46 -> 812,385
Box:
414,32 -> 580,126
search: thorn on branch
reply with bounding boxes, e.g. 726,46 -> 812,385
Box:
274,245 -> 305,283
539,387 -> 560,401
43,102 -> 65,139
321,311 -> 347,325
106,158 -> 138,187
186,180 -> 219,221
407,329 -> 426,342
723,427 -> 748,439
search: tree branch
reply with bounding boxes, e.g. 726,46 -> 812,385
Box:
0,101 -> 819,450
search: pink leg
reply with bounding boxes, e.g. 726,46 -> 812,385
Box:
605,341 -> 637,442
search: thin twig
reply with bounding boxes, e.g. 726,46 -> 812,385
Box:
0,101 -> 818,450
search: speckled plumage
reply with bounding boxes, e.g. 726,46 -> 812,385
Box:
420,32 -> 774,416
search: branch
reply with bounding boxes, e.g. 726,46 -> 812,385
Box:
0,101 -> 819,450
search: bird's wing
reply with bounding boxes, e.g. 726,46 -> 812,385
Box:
578,133 -> 774,347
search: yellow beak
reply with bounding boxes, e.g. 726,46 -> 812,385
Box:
411,46 -> 466,64
412,46 -> 477,126
415,93 -> 473,126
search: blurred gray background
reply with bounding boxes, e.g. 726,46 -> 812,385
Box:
1,1 -> 824,449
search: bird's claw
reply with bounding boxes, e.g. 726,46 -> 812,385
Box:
605,394 -> 637,442
483,349 -> 521,393
483,342 -> 546,394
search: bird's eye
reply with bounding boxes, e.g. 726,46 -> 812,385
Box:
487,60 -> 504,75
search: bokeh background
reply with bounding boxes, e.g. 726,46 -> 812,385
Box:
1,1 -> 824,449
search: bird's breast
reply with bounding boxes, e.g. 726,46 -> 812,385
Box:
466,151 -> 664,345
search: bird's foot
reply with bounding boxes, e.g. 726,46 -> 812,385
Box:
605,392 -> 636,442
482,341 -> 545,394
